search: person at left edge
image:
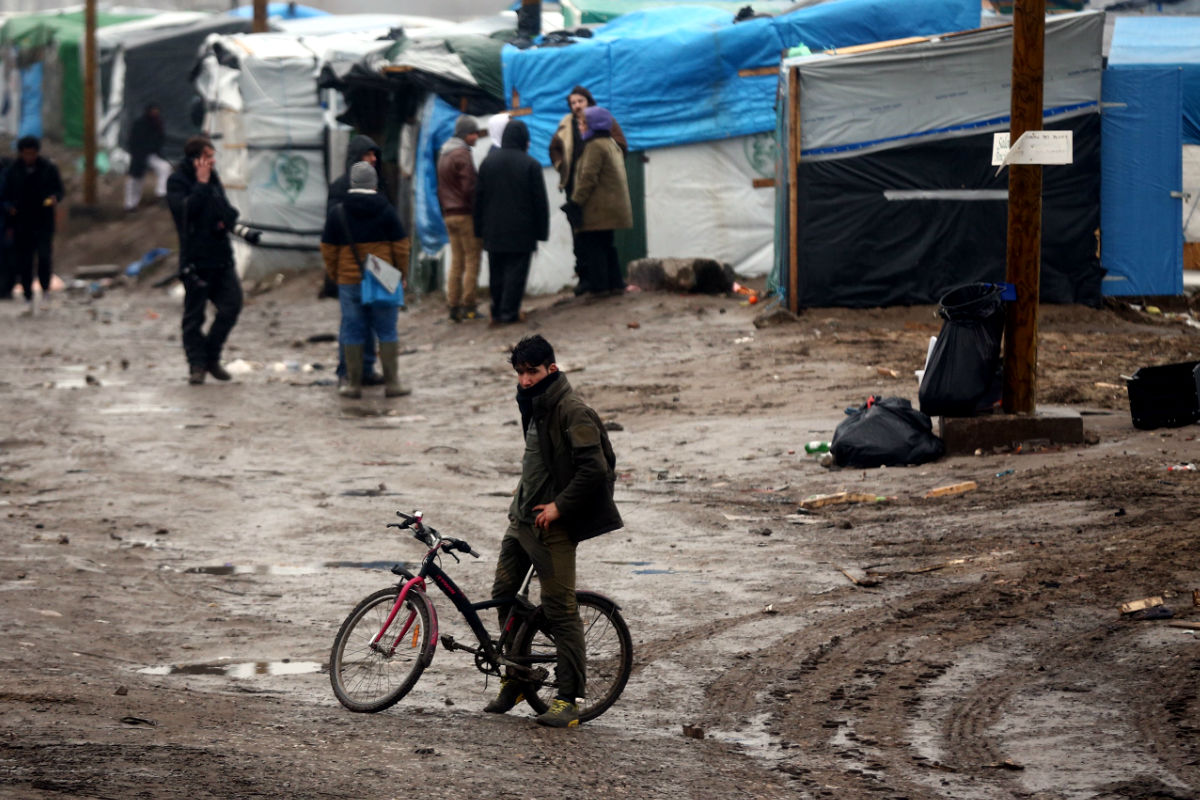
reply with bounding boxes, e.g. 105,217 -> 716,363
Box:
1,136 -> 64,312
167,136 -> 243,386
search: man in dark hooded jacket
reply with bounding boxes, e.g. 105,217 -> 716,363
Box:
473,120 -> 549,326
2,136 -> 64,309
326,134 -> 390,385
167,136 -> 243,385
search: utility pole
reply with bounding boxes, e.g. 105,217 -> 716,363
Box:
1002,0 -> 1046,415
82,0 -> 97,206
253,0 -> 268,34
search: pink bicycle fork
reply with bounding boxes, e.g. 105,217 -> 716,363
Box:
370,576 -> 439,657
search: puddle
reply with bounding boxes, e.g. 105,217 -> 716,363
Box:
98,404 -> 181,415
138,660 -> 324,678
182,561 -> 409,576
633,568 -> 678,575
602,560 -> 652,566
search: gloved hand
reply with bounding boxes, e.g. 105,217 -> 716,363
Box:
180,264 -> 208,291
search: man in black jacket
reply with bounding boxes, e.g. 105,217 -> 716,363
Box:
125,103 -> 172,212
486,335 -> 622,728
473,120 -> 549,325
1,137 -> 64,309
167,136 -> 242,385
325,134 -> 390,386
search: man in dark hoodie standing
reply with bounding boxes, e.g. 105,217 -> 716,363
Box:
485,334 -> 622,728
1,136 -> 64,312
167,136 -> 243,385
326,134 -> 390,386
437,115 -> 483,322
473,119 -> 549,326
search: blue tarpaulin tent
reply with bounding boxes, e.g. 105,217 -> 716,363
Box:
502,0 -> 981,166
1108,16 -> 1200,146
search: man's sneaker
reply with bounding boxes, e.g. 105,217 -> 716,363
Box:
535,698 -> 579,728
206,362 -> 232,381
483,680 -> 525,714
188,366 -> 206,385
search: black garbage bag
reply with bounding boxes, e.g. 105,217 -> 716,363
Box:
919,283 -> 1006,417
831,396 -> 945,468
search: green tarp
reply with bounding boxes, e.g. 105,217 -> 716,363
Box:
1,9 -> 154,146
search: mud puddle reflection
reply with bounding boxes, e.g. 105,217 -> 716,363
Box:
138,660 -> 324,678
180,561 -> 410,576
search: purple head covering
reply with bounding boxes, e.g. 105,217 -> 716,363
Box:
581,106 -> 615,141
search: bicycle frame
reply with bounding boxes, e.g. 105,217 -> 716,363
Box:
374,542 -> 535,672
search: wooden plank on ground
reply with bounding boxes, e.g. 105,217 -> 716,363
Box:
1119,596 -> 1163,615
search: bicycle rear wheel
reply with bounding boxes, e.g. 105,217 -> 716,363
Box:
330,587 -> 432,713
511,591 -> 632,723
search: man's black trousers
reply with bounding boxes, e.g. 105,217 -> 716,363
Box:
487,251 -> 531,324
12,229 -> 53,301
181,263 -> 243,368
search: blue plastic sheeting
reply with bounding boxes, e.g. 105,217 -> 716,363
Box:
1109,16 -> 1200,145
414,94 -> 462,254
18,63 -> 42,140
503,0 -> 980,165
229,3 -> 327,19
1100,67 -> 1183,296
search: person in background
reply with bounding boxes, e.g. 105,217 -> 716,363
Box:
547,86 -> 626,294
325,134 -> 391,387
0,152 -> 14,300
1,136 -> 64,314
125,103 -> 173,212
474,119 -> 549,327
437,115 -> 484,322
569,106 -> 631,298
167,136 -> 243,385
320,162 -> 411,399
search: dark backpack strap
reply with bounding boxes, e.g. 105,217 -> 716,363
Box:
335,204 -> 364,269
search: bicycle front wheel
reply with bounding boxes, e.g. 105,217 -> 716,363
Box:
330,587 -> 433,713
511,591 -> 632,723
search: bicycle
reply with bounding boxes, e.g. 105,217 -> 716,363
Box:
329,510 -> 633,724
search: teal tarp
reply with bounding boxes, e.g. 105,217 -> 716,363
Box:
502,0 -> 981,165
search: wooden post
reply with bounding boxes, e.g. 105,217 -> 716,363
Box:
1002,0 -> 1046,415
82,0 -> 97,206
787,66 -> 801,314
252,0 -> 268,34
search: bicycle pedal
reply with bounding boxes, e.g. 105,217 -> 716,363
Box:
440,634 -> 457,650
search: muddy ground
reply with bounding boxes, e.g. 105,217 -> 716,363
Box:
3,167 -> 1200,799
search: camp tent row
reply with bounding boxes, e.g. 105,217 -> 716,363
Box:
2,1 -> 1196,304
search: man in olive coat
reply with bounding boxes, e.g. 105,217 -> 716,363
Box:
485,334 -> 621,728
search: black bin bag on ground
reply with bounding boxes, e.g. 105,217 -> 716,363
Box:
832,396 -> 945,468
919,283 -> 1006,417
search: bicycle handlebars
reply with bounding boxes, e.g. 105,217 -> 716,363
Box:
388,510 -> 481,559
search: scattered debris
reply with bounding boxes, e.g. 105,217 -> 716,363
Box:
995,469 -> 1014,478
798,492 -> 889,510
74,264 -> 122,280
682,724 -> 706,740
984,759 -> 1025,771
603,420 -> 625,432
120,716 -> 157,726
750,527 -> 773,537
762,603 -> 777,614
306,333 -> 337,343
876,366 -> 899,379
1167,463 -> 1196,472
753,304 -> 800,328
925,481 -> 978,499
1118,596 -> 1163,615
114,686 -> 128,696
1127,605 -> 1173,621
627,321 -> 640,329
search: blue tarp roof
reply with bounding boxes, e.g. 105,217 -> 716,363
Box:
503,0 -> 981,164
1108,16 -> 1200,145
229,3 -> 328,19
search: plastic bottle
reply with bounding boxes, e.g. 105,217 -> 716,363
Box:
804,441 -> 830,454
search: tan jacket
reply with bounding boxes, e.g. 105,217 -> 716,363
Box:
322,238 -> 410,286
570,136 -> 633,233
549,112 -> 628,192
